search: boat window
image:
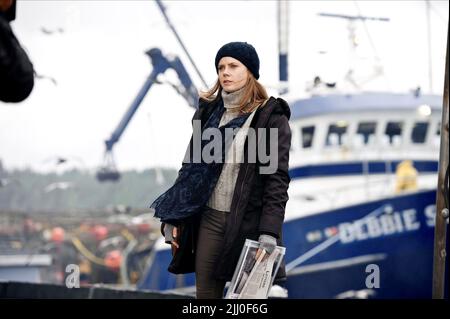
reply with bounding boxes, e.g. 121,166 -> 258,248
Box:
356,122 -> 377,144
384,122 -> 403,145
411,122 -> 429,144
436,122 -> 441,136
301,126 -> 315,148
326,122 -> 348,146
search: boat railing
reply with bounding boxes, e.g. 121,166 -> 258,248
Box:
294,176 -> 404,208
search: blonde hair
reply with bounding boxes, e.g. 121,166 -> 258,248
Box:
199,72 -> 269,114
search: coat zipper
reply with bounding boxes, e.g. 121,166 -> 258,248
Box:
227,100 -> 271,247
233,164 -> 250,233
231,111 -> 268,239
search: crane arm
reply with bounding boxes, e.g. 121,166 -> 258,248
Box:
98,48 -> 198,182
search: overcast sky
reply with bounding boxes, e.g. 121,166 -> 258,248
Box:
0,0 -> 448,173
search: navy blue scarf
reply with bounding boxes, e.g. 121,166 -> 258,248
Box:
150,100 -> 251,224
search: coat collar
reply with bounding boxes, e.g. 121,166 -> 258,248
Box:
250,96 -> 291,130
198,96 -> 290,128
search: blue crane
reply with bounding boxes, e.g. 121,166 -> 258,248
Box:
97,0 -> 208,182
96,48 -> 198,182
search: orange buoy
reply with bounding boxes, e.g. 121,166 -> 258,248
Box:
104,250 -> 122,270
51,227 -> 65,243
93,225 -> 108,241
137,223 -> 151,234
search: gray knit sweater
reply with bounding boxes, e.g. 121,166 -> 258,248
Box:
206,88 -> 257,212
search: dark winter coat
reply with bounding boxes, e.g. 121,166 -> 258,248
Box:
165,95 -> 291,283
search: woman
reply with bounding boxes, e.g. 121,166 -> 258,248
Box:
151,42 -> 291,299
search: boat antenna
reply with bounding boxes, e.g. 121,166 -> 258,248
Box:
318,12 -> 390,90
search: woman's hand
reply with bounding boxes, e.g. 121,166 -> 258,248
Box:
163,223 -> 180,255
171,227 -> 179,249
170,226 -> 179,256
255,234 -> 277,260
164,223 -> 179,248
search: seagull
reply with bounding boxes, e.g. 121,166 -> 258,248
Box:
44,182 -> 74,193
40,27 -> 65,35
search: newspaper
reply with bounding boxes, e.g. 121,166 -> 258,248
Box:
225,239 -> 286,299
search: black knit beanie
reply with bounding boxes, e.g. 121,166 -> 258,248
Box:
215,42 -> 260,79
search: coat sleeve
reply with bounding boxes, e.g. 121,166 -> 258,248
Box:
258,113 -> 291,238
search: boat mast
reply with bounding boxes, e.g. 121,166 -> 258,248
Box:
317,13 -> 389,90
426,1 -> 434,93
277,0 -> 289,95
432,22 -> 449,299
